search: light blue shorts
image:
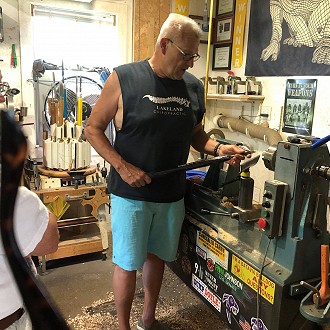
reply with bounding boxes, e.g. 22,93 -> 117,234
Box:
110,194 -> 185,271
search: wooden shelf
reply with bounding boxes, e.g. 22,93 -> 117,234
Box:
207,93 -> 265,102
45,233 -> 103,261
38,223 -> 106,273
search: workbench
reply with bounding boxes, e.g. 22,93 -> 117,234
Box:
34,183 -> 110,272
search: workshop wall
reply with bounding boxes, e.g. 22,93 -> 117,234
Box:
0,0 -> 132,159
0,0 -> 132,110
133,0 -> 171,61
187,0 -> 330,203
0,0 -> 22,106
1,0 -> 329,203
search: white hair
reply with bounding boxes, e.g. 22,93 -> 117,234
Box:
157,13 -> 203,43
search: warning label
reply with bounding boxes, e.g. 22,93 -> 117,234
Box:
231,254 -> 275,304
197,231 -> 229,270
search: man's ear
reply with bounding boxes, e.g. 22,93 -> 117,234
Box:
160,38 -> 168,54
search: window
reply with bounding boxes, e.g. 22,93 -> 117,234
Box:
31,4 -> 119,69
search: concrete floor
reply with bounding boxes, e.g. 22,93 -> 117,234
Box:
38,250 -> 231,330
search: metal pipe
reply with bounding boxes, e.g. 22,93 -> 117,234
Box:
200,208 -> 230,216
33,75 -> 44,146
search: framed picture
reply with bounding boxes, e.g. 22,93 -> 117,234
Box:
282,79 -> 317,135
189,15 -> 213,44
215,16 -> 233,44
212,44 -> 232,70
216,0 -> 235,17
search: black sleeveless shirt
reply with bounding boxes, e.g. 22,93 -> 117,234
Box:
109,60 -> 205,202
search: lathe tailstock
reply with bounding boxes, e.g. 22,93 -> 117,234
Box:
168,139 -> 330,330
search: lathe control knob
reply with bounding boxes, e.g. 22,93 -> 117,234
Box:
258,218 -> 268,229
263,191 -> 272,199
262,201 -> 271,208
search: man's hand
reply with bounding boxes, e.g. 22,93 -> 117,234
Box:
218,144 -> 251,167
118,160 -> 151,187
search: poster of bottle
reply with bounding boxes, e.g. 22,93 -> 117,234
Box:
282,79 -> 317,136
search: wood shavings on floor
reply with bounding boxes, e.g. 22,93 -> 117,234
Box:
67,267 -> 230,330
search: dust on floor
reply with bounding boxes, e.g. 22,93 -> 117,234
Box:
67,267 -> 230,330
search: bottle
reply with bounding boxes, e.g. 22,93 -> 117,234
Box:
238,169 -> 254,209
227,70 -> 234,94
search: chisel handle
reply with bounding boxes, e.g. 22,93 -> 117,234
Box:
313,244 -> 330,306
47,99 -> 56,125
58,98 -> 64,126
77,97 -> 83,126
54,100 -> 59,126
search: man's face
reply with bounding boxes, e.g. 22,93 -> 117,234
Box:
164,36 -> 200,80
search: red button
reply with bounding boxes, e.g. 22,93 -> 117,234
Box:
258,218 -> 268,229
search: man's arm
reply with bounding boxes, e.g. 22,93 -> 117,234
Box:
85,71 -> 151,187
191,123 -> 248,166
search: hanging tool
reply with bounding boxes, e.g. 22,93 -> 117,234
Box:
62,60 -> 68,120
58,81 -> 64,126
77,76 -> 83,126
313,245 -> 330,307
50,72 -> 60,135
32,160 -> 40,190
48,73 -> 56,128
101,160 -> 108,183
11,44 -> 17,68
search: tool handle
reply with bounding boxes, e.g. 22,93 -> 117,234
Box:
319,245 -> 330,297
311,135 -> 330,149
148,155 -> 232,179
58,98 -> 64,126
54,100 -> 59,126
77,97 -> 83,126
47,99 -> 56,125
314,244 -> 330,306
63,88 -> 68,119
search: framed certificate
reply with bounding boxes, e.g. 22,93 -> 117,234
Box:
215,16 -> 233,44
216,0 -> 235,17
212,44 -> 232,70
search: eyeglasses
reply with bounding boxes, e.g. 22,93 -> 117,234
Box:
168,39 -> 200,62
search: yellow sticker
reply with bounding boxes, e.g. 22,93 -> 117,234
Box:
197,232 -> 227,263
173,0 -> 190,16
231,254 -> 275,304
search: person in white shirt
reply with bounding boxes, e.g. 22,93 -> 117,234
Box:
0,186 -> 59,329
